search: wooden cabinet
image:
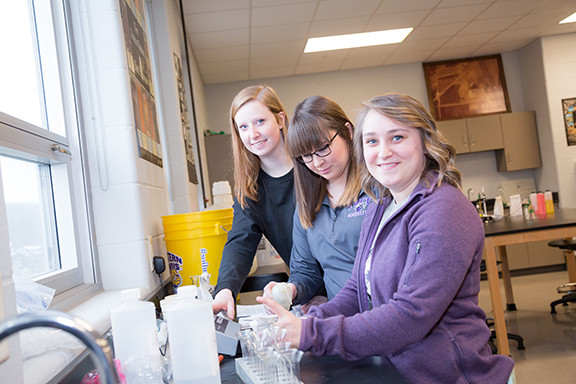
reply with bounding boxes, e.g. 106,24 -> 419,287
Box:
494,240 -> 566,271
495,111 -> 542,172
437,115 -> 504,154
437,111 -> 542,171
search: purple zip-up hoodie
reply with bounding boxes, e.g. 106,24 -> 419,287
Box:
299,178 -> 514,383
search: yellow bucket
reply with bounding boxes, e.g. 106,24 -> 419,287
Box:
162,208 -> 233,288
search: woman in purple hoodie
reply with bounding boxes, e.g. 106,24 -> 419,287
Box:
258,93 -> 515,383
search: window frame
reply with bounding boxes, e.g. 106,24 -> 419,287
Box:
0,0 -> 96,295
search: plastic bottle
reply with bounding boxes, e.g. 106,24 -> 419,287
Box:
536,192 -> 546,215
529,192 -> 538,214
110,288 -> 160,366
545,190 -> 554,213
204,181 -> 233,211
164,285 -> 221,384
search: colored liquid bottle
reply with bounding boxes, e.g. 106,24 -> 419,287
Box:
536,192 -> 546,215
545,190 -> 554,213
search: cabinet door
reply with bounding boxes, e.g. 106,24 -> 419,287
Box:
527,240 -> 565,268
496,111 -> 542,171
503,244 -> 530,270
466,115 -> 504,152
436,119 -> 469,154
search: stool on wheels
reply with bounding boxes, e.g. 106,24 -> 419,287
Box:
480,260 -> 525,353
548,239 -> 576,314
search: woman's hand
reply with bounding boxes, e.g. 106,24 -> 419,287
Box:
302,295 -> 328,314
256,296 -> 302,349
212,289 -> 235,319
262,282 -> 297,314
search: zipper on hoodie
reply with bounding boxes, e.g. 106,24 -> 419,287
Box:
403,241 -> 422,286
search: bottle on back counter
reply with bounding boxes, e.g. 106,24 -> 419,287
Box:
536,192 -> 546,215
529,192 -> 538,214
545,190 -> 555,213
110,288 -> 160,366
164,285 -> 221,384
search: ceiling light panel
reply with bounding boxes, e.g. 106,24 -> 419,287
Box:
304,28 -> 413,53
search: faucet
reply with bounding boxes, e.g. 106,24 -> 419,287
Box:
467,188 -> 474,201
0,310 -> 120,384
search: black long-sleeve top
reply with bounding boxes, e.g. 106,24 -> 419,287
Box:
214,169 -> 295,298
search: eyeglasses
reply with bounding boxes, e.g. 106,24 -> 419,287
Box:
299,128 -> 342,164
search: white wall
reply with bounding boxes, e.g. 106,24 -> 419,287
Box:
541,33 -> 576,208
204,50 -> 536,199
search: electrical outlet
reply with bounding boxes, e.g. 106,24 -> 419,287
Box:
146,235 -> 154,272
0,270 -> 9,363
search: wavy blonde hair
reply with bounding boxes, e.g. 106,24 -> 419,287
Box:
287,95 -> 362,228
230,85 -> 288,207
354,93 -> 462,201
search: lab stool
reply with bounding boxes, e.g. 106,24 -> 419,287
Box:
480,260 -> 526,353
548,239 -> 576,314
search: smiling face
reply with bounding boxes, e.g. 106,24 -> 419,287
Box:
303,127 -> 350,185
234,100 -> 285,161
362,110 -> 426,202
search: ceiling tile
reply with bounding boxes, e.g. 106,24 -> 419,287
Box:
295,61 -> 342,75
471,39 -> 528,55
340,56 -> 387,70
476,0 -> 544,19
366,10 -> 429,31
531,0 -> 576,13
250,66 -> 296,80
406,22 -> 467,40
458,16 -> 521,34
250,40 -> 306,58
421,4 -> 491,26
376,0 -> 441,14
490,27 -> 542,43
314,0 -> 381,21
251,22 -> 310,44
183,0 -> 249,14
309,16 -> 371,37
384,51 -> 435,65
426,46 -> 477,61
345,44 -> 398,59
395,37 -> 450,52
437,0 -> 493,7
198,59 -> 249,75
250,54 -> 301,69
539,22 -> 576,37
202,71 -> 249,84
509,11 -> 573,30
184,9 -> 248,34
298,49 -> 350,65
194,45 -> 249,63
443,32 -> 499,48
190,29 -> 249,50
252,0 -> 316,7
251,2 -> 317,28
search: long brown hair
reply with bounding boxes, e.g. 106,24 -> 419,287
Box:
354,93 -> 462,202
287,95 -> 361,228
229,85 -> 288,208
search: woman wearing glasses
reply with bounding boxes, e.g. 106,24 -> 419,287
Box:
263,95 -> 371,312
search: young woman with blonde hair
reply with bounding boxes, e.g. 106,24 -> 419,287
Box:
259,93 -> 515,383
212,85 -> 295,319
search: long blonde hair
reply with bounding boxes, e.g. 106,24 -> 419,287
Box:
354,93 -> 462,201
230,85 -> 288,208
287,95 -> 362,228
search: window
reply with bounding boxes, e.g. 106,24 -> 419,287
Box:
0,0 -> 93,293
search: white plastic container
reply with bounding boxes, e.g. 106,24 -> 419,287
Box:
493,195 -> 504,219
204,181 -> 234,211
110,288 -> 159,366
164,285 -> 221,384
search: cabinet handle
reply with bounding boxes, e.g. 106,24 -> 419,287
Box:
462,135 -> 468,147
470,134 -> 475,146
507,153 -> 512,164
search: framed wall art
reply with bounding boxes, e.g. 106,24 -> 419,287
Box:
562,97 -> 576,146
423,54 -> 511,121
